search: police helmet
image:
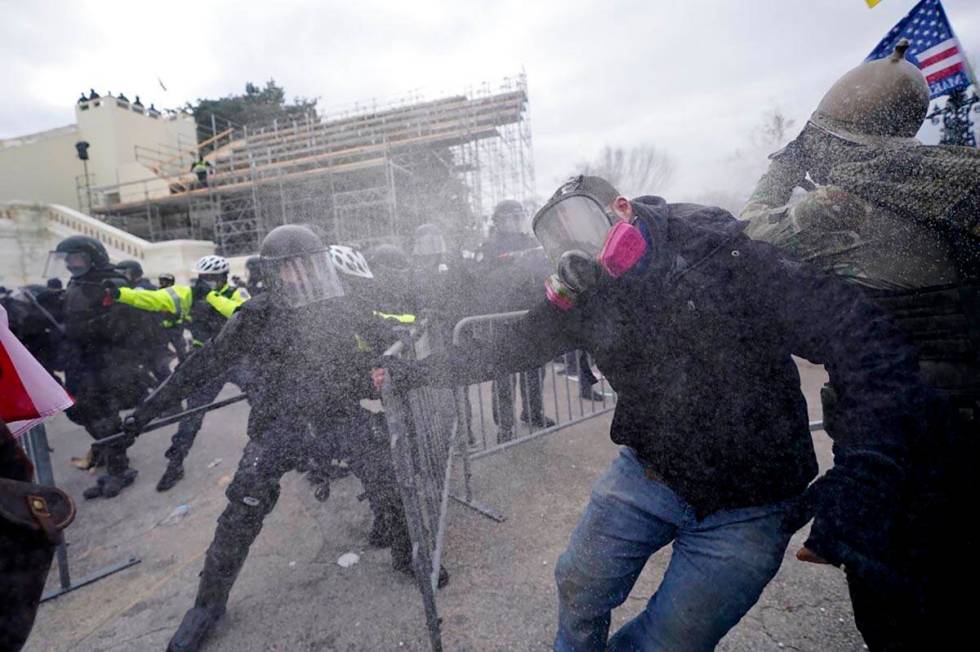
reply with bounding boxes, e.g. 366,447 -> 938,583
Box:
366,244 -> 411,272
493,200 -> 529,234
46,235 -> 110,278
117,259 -> 144,282
412,223 -> 447,257
259,225 -> 344,307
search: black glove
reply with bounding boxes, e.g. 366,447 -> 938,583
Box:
375,356 -> 428,392
101,279 -> 121,301
121,415 -> 142,438
802,450 -> 904,583
192,279 -> 212,301
124,401 -> 155,436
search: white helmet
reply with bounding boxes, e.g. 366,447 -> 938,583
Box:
328,245 -> 373,279
192,255 -> 230,274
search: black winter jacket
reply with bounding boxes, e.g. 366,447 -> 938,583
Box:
413,197 -> 926,521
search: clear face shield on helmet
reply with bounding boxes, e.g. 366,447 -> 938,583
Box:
263,250 -> 345,308
44,251 -> 92,278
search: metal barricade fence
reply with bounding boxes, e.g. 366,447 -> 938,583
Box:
18,424 -> 140,602
450,311 -> 617,521
380,320 -> 457,652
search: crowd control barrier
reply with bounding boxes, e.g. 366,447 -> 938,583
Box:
451,311 -> 617,521
19,424 -> 141,602
380,321 -> 459,652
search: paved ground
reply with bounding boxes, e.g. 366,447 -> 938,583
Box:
24,359 -> 868,651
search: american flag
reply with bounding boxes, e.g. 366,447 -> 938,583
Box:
867,0 -> 974,99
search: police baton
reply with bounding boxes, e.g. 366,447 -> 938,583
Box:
20,288 -> 66,335
92,393 -> 249,448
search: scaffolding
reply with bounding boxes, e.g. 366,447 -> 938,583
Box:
87,74 -> 534,255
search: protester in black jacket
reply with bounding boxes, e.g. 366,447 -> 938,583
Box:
379,176 -> 927,651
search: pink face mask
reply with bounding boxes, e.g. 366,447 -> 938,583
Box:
544,220 -> 649,311
597,220 -> 648,278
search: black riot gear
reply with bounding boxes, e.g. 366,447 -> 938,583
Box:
130,224 -> 415,649
52,236 -> 154,499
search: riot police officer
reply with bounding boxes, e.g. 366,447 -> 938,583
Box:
116,259 -> 156,290
117,259 -> 173,384
478,201 -> 554,440
105,254 -> 249,491
125,225 -> 413,651
43,236 -> 153,499
243,256 -> 265,296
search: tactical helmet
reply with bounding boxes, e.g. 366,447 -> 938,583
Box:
259,225 -> 343,307
54,235 -> 109,267
492,200 -> 525,223
46,235 -> 110,278
366,244 -> 411,271
192,255 -> 230,275
117,259 -> 144,281
245,256 -> 261,273
412,223 -> 447,256
158,272 -> 175,288
809,40 -> 929,145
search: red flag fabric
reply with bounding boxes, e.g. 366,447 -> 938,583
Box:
0,304 -> 73,437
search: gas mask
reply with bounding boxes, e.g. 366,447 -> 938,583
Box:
532,193 -> 649,310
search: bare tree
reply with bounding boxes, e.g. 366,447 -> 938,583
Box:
575,145 -> 675,197
752,107 -> 796,150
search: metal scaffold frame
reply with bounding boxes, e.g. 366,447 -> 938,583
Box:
88,74 -> 535,255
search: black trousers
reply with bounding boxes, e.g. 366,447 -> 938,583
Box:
491,368 -> 544,437
164,366 -> 249,465
846,396 -> 976,651
192,409 -> 410,611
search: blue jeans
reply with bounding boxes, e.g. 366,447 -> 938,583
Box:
555,448 -> 794,652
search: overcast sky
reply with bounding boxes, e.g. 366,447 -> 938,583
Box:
2,0 -> 978,201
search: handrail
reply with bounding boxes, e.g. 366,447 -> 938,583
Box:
149,127 -> 235,176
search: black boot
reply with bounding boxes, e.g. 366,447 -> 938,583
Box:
167,605 -> 225,652
157,461 -> 185,492
84,468 -> 137,499
82,474 -> 108,500
102,468 -> 138,498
